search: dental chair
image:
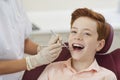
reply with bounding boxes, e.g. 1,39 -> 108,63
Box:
22,23 -> 120,80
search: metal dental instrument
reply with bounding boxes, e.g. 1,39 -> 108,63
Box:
50,30 -> 69,49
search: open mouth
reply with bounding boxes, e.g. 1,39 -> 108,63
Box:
72,43 -> 84,51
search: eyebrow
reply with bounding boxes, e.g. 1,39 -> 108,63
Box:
71,27 -> 77,29
71,27 -> 92,32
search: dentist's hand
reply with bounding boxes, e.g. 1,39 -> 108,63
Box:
26,35 -> 62,70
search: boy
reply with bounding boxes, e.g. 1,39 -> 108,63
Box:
37,8 -> 117,80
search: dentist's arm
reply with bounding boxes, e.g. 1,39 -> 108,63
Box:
0,38 -> 41,74
24,38 -> 38,55
0,35 -> 62,74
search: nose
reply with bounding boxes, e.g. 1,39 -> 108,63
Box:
74,33 -> 83,40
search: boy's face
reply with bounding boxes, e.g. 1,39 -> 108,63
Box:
68,17 -> 105,61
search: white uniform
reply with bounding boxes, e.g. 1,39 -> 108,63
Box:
0,0 -> 32,80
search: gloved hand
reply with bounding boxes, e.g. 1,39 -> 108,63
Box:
25,35 -> 62,70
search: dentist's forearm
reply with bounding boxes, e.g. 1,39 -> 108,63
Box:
24,38 -> 39,55
0,59 -> 27,75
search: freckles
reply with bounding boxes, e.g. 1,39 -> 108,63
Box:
68,36 -> 73,41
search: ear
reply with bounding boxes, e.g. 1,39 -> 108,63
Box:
96,39 -> 105,51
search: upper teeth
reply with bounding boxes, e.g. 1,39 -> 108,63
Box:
73,43 -> 83,47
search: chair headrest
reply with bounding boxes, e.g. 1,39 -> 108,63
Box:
97,23 -> 114,54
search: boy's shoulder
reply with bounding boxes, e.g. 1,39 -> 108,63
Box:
99,66 -> 116,78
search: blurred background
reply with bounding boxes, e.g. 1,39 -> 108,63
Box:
22,0 -> 120,52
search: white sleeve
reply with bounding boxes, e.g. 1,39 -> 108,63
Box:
17,0 -> 32,39
24,16 -> 32,39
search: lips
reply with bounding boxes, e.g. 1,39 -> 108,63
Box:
72,43 -> 84,51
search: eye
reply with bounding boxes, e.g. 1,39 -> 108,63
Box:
70,30 -> 77,34
83,32 -> 91,36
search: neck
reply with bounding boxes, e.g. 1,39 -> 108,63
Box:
71,58 -> 95,72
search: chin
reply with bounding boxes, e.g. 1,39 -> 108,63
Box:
71,55 -> 81,61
